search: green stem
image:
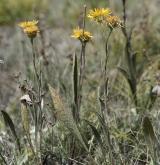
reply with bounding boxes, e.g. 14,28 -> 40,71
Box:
104,28 -> 113,76
103,28 -> 114,164
30,38 -> 43,163
77,5 -> 87,121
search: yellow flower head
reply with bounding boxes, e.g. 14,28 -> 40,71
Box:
106,15 -> 122,28
71,27 -> 92,42
18,20 -> 39,38
18,20 -> 38,28
24,26 -> 39,38
88,8 -> 112,23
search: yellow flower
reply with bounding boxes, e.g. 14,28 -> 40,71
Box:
18,20 -> 39,38
88,8 -> 112,23
18,20 -> 38,28
106,15 -> 122,28
71,27 -> 92,42
24,26 -> 39,38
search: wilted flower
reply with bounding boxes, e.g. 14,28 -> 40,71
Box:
18,20 -> 39,38
88,8 -> 112,23
71,27 -> 92,43
105,15 -> 122,29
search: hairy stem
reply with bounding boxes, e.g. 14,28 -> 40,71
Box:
30,38 -> 43,163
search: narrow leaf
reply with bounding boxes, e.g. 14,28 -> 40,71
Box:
117,66 -> 130,81
72,53 -> 79,120
85,120 -> 106,156
142,116 -> 156,147
73,53 -> 78,106
118,66 -> 137,104
1,110 -> 21,152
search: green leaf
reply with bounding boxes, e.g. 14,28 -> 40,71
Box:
142,116 -> 157,163
1,110 -> 21,152
73,53 -> 78,104
142,116 -> 156,145
142,116 -> 157,152
117,66 -> 130,81
72,53 -> 78,119
85,120 -> 106,157
118,66 -> 137,105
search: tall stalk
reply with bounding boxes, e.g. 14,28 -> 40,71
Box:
98,23 -> 115,164
76,5 -> 87,122
70,6 -> 88,164
30,38 -> 43,163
